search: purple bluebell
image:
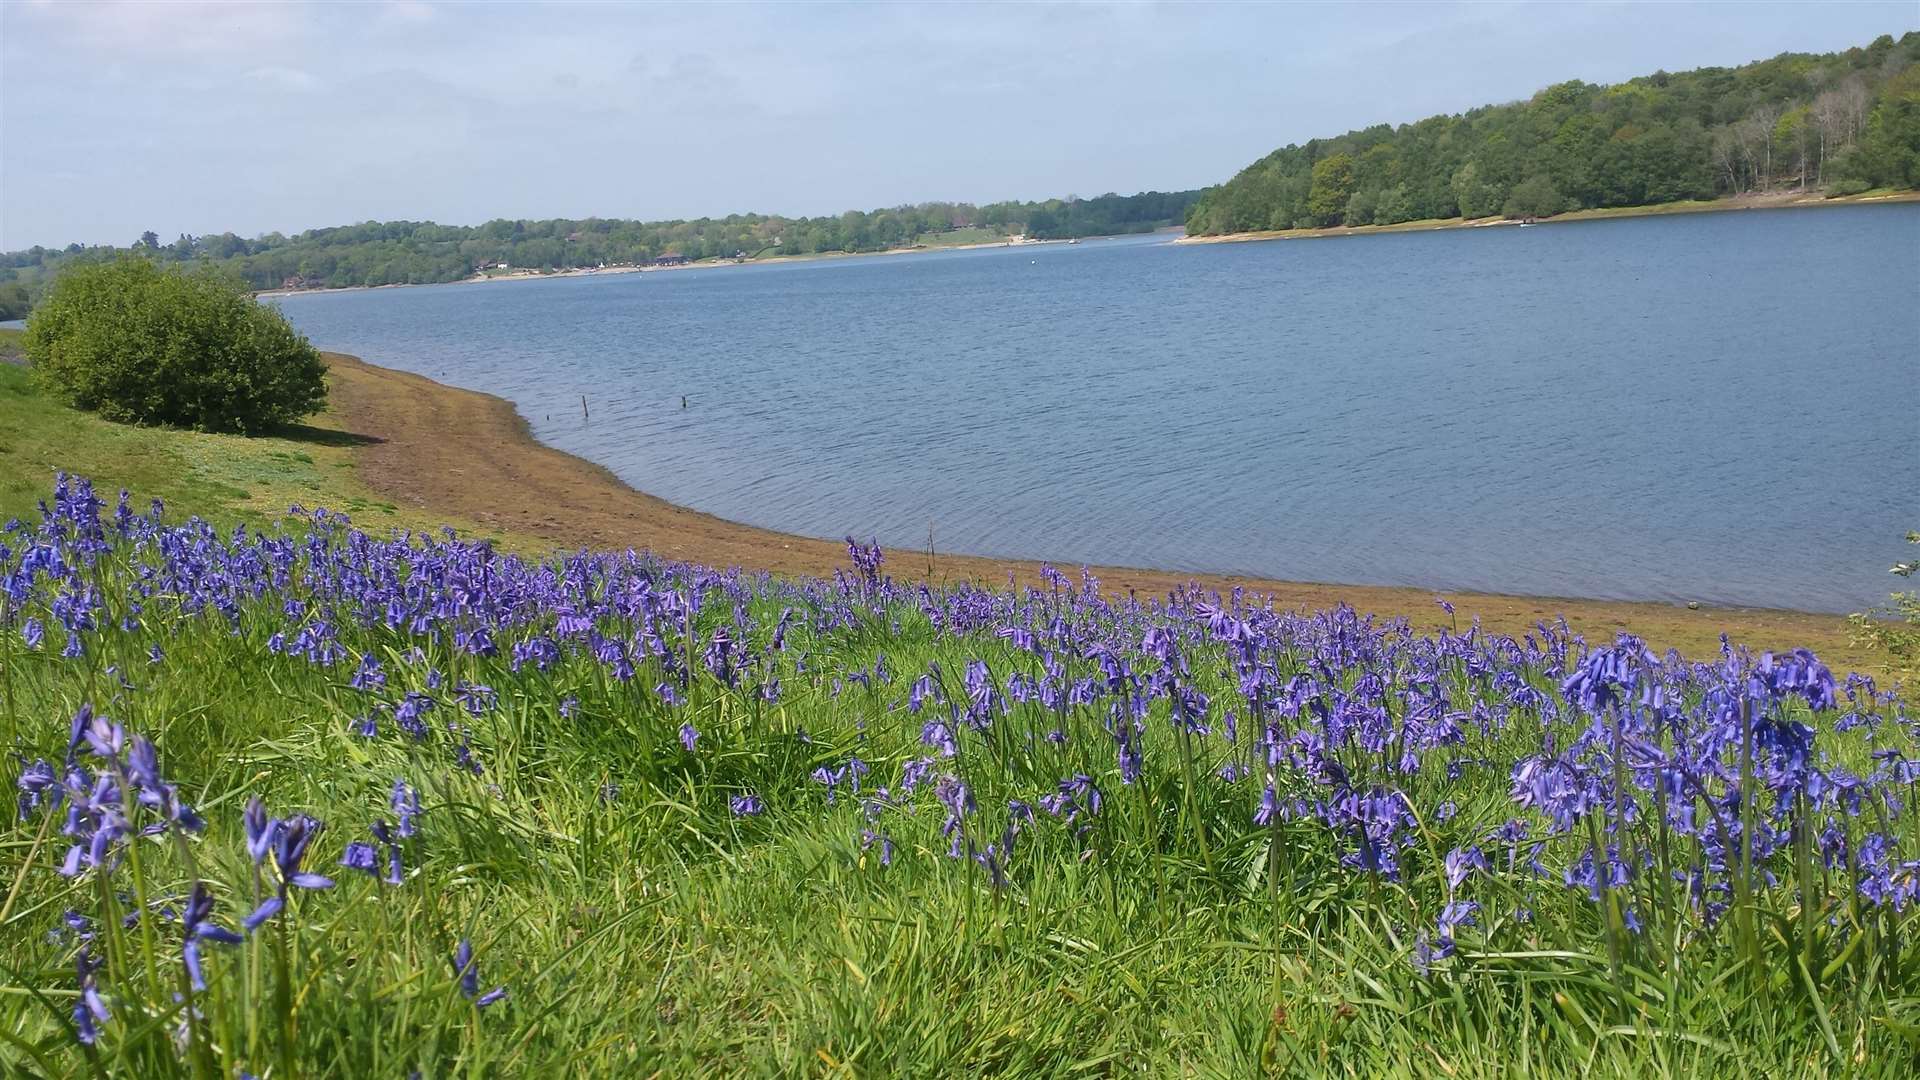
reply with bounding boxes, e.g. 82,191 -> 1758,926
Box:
180,882 -> 243,991
452,939 -> 508,1009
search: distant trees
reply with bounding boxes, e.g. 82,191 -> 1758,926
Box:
0,282 -> 29,320
1017,190 -> 1202,239
1187,32 -> 1920,234
1306,153 -> 1356,225
1451,163 -> 1500,219
0,191 -> 1199,298
1503,175 -> 1565,219
1839,65 -> 1920,189
1372,184 -> 1413,225
24,259 -> 327,434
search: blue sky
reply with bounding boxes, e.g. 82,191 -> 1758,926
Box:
2,1 -> 1913,249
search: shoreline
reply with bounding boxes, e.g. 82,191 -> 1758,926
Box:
320,351 -> 1876,667
1176,188 -> 1920,246
256,234 -> 1111,300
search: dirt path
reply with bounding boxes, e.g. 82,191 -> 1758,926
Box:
324,353 -> 1880,669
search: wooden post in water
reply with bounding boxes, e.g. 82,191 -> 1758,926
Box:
581,395 -> 589,421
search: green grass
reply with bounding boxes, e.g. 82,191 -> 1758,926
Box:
0,342 -> 445,536
1,503 -> 1916,1077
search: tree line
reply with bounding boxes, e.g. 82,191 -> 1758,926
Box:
0,190 -> 1198,299
1186,32 -> 1920,235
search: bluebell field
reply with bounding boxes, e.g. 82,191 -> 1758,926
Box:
2,475 -> 1917,1075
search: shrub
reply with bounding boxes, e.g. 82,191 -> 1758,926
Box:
24,258 -> 326,433
1826,177 -> 1873,198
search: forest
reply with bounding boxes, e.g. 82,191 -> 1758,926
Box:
1185,32 -> 1920,235
0,190 -> 1198,296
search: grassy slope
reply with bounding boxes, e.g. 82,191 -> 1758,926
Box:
0,330 -> 493,543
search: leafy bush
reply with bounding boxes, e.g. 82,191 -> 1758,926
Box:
23,258 -> 326,433
1826,177 -> 1873,197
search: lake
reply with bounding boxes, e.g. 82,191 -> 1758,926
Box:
275,205 -> 1920,613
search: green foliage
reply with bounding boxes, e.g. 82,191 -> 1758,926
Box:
23,258 -> 326,434
0,281 -> 29,320
1018,190 -> 1200,239
1372,183 -> 1414,225
1826,178 -> 1873,197
1504,174 -> 1566,219
1343,187 -> 1378,226
1452,162 -> 1500,218
1850,531 -> 1920,680
1188,33 -> 1920,235
1306,153 -> 1357,225
1840,66 -> 1920,189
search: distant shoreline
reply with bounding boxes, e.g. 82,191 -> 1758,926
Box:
254,232 -> 1144,301
1176,188 -> 1920,246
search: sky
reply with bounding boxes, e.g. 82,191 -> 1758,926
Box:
2,0 -> 1914,250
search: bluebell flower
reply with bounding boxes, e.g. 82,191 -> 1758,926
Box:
16,758 -> 59,820
72,948 -> 109,1045
340,841 -> 380,878
452,939 -> 508,1009
180,882 -> 243,991
860,828 -> 895,866
246,814 -> 332,932
369,821 -> 405,884
243,796 -> 276,865
1254,784 -> 1279,826
391,779 -> 421,839
1444,846 -> 1489,891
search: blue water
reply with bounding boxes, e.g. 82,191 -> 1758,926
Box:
274,206 -> 1920,613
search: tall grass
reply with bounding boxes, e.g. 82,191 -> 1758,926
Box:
1,475 -> 1916,1077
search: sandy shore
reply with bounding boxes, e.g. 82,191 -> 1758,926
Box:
320,352 -> 1874,667
1178,189 -> 1920,246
